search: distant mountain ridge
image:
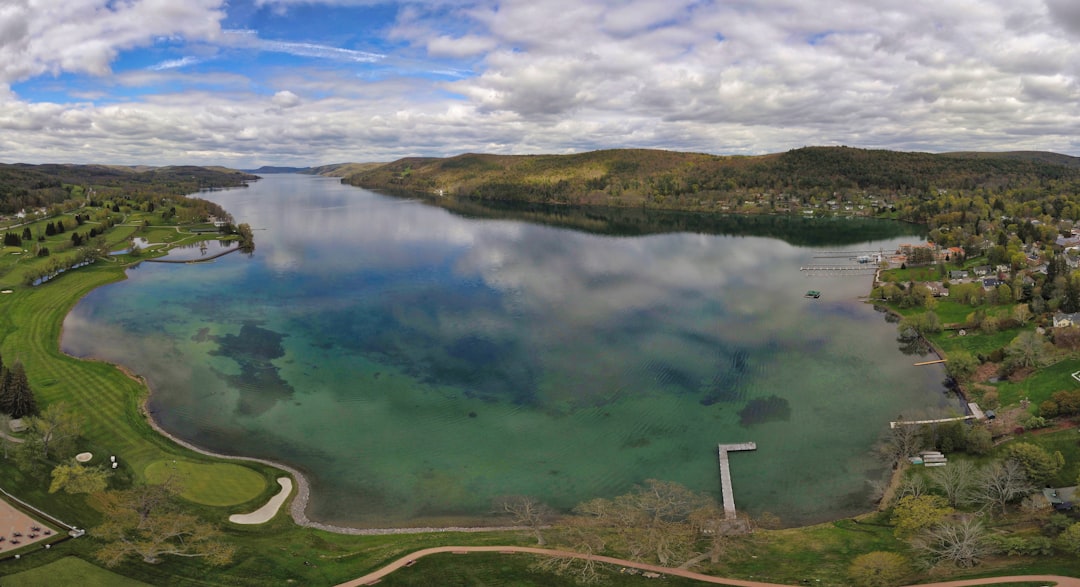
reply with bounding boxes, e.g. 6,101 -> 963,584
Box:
338,146 -> 1080,214
0,163 -> 255,214
242,166 -> 312,174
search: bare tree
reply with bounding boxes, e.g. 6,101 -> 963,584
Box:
567,480 -> 711,567
877,422 -> 923,466
532,523 -> 606,585
928,460 -> 976,507
896,474 -> 929,500
494,495 -> 554,545
93,483 -> 233,567
970,460 -> 1034,514
912,516 -> 992,568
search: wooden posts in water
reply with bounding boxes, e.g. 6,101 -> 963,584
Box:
717,442 -> 756,520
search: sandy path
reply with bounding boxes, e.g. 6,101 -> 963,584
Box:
333,545 -> 1080,587
229,477 -> 292,525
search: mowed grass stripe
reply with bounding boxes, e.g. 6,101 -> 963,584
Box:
3,266 -> 268,492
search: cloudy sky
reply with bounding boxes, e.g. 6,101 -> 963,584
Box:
3,0 -> 1080,167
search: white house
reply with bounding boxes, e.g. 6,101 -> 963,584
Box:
1053,312 -> 1080,328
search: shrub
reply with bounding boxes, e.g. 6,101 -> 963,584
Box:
848,551 -> 908,587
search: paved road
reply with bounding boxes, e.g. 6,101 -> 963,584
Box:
334,545 -> 1080,587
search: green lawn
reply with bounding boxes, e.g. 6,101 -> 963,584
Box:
996,427 -> 1080,487
993,357 -> 1080,407
0,556 -> 151,587
930,325 -> 1031,357
144,460 -> 268,507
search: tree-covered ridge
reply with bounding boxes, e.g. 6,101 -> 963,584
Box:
0,163 -> 257,214
342,146 -> 1080,221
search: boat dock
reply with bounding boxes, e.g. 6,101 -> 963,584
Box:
889,403 -> 987,429
717,442 -> 756,520
799,265 -> 877,277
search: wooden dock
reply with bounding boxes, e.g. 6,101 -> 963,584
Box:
799,265 -> 877,272
889,403 -> 987,429
913,359 -> 947,366
717,442 -> 756,520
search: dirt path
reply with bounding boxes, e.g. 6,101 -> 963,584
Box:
334,545 -> 1080,587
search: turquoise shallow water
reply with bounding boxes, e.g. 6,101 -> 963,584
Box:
62,175 -> 957,527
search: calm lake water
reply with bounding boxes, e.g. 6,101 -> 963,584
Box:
63,174 -> 958,527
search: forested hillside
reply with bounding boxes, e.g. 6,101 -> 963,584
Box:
342,147 -> 1080,222
0,164 -> 256,214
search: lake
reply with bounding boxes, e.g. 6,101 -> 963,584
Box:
62,174 -> 958,528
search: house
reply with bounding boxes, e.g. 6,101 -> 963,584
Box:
972,265 -> 992,276
1056,235 -> 1080,247
949,270 -> 969,280
996,264 -> 1010,274
982,278 -> 1003,289
1025,486 -> 1077,511
1053,312 -> 1080,328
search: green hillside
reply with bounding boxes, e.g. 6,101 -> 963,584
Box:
0,164 -> 256,214
342,146 -> 1080,214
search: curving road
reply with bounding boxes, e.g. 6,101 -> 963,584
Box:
334,545 -> 1080,587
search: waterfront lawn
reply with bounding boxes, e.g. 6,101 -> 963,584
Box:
882,265 -> 948,283
714,514 -> 911,585
930,325 -> 1030,358
993,357 -> 1080,407
144,460 -> 268,507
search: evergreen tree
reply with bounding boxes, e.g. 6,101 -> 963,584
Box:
1065,277 -> 1080,314
0,362 -> 37,419
21,227 -> 31,241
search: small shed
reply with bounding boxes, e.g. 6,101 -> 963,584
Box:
7,418 -> 26,433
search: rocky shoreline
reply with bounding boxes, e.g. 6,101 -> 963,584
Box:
138,396 -> 526,535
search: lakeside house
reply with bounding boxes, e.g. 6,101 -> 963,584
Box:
1025,486 -> 1077,511
1053,312 -> 1080,328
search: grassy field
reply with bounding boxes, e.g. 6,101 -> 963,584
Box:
144,460 -> 268,507
994,358 -> 1080,407
0,556 -> 151,587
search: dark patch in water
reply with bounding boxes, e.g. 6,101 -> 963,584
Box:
622,436 -> 651,449
206,321 -> 294,417
738,395 -> 791,426
646,361 -> 699,393
700,349 -> 752,405
191,327 -> 211,343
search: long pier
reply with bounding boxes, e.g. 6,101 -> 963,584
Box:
889,403 -> 987,429
717,442 -> 756,520
800,265 -> 877,272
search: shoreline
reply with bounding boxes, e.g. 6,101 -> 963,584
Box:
57,247 -> 528,536
58,231 -> 935,537
137,391 -> 528,536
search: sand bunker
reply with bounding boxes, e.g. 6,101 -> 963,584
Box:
229,477 -> 292,525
